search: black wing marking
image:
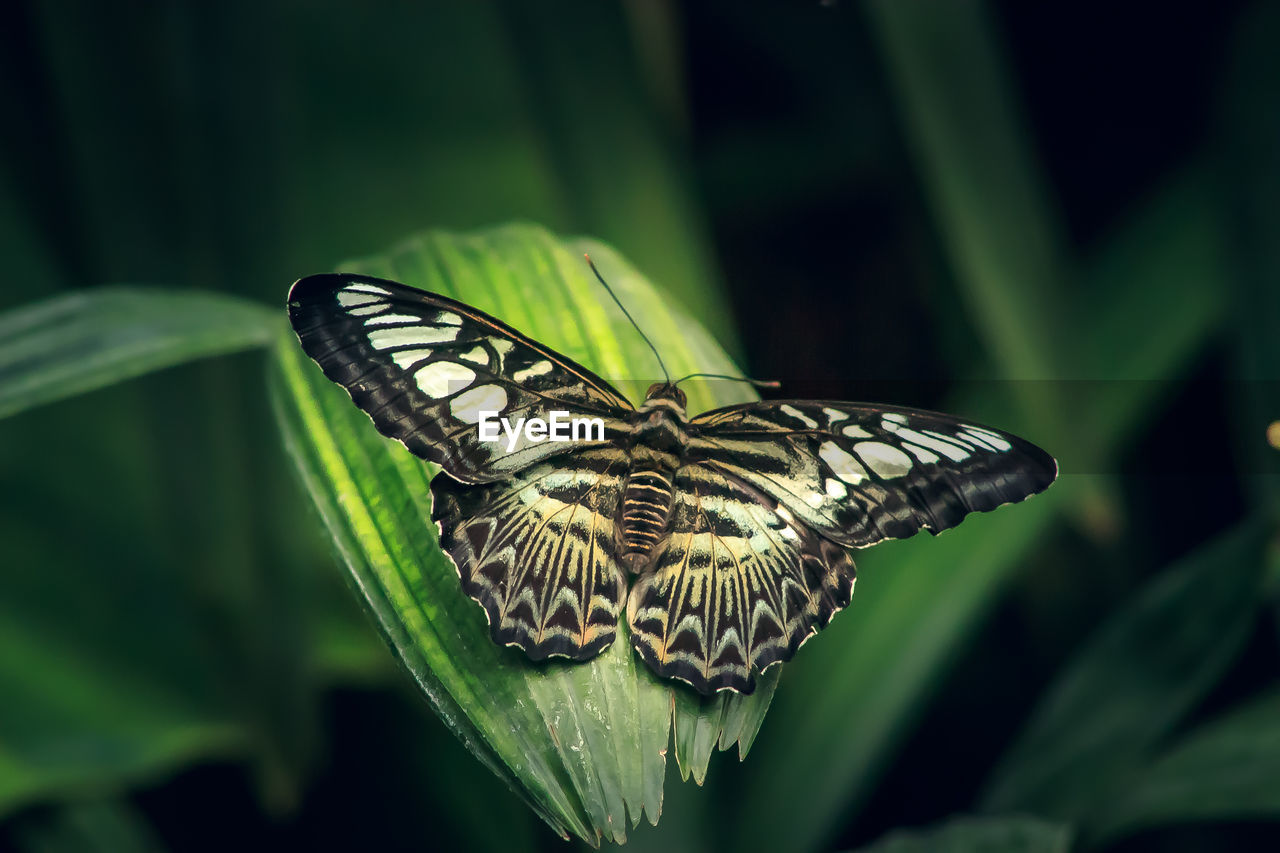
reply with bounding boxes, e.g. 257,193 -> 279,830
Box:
288,273 -> 634,484
689,400 -> 1057,548
626,462 -> 856,694
431,448 -> 628,660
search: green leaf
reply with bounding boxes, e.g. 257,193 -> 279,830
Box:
982,519 -> 1271,819
670,665 -> 781,786
1089,688 -> 1280,842
853,815 -> 1072,853
269,223 -> 772,844
0,285 -> 319,810
0,288 -> 280,420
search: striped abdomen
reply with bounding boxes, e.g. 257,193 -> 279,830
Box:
619,466 -> 675,568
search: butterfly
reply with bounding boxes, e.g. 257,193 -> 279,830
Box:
287,268 -> 1057,694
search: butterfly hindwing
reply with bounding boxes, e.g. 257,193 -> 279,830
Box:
689,400 -> 1057,548
431,447 -> 628,660
626,463 -> 855,694
288,273 -> 634,483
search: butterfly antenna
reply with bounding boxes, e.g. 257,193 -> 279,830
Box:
584,253 -> 670,385
672,372 -> 782,390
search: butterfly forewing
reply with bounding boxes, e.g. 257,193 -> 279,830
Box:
689,400 -> 1057,548
288,273 -> 634,483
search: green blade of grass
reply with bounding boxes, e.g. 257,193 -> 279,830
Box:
854,815 -> 1072,853
1222,1 -> 1280,514
866,0 -> 1068,383
0,372 -> 272,821
982,519 -> 1272,819
270,223 -> 771,843
1088,687 -> 1280,843
0,287 -> 316,812
1065,166 -> 1229,459
0,288 -> 280,420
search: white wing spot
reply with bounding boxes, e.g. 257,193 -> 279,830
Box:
922,430 -> 976,460
822,407 -> 846,424
841,423 -> 873,439
958,430 -> 998,451
892,428 -> 972,462
348,303 -> 385,317
450,384 -> 507,423
780,404 -> 819,428
855,441 -> 914,479
513,361 -> 554,383
391,349 -> 434,369
883,412 -> 908,425
456,346 -> 489,366
825,478 -> 847,499
805,492 -> 825,508
343,283 -> 391,296
366,313 -> 422,326
369,326 -> 456,349
964,426 -> 1012,451
434,311 -> 464,326
819,441 -> 867,484
415,362 -> 475,397
901,442 -> 940,464
338,291 -> 381,307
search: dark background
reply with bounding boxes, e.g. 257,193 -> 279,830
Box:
1,2 -> 1277,851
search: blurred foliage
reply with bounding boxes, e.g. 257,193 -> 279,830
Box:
851,815 -> 1072,853
1,1 -> 1277,852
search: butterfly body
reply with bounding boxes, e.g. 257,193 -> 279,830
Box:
289,272 -> 1057,695
617,385 -> 690,568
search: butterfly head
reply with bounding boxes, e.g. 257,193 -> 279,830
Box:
643,382 -> 687,410
637,382 -> 689,448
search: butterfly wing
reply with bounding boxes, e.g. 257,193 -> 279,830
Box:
291,272 -> 636,661
626,462 -> 855,694
689,400 -> 1058,547
431,447 -> 628,660
288,273 -> 634,484
626,400 -> 1056,693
